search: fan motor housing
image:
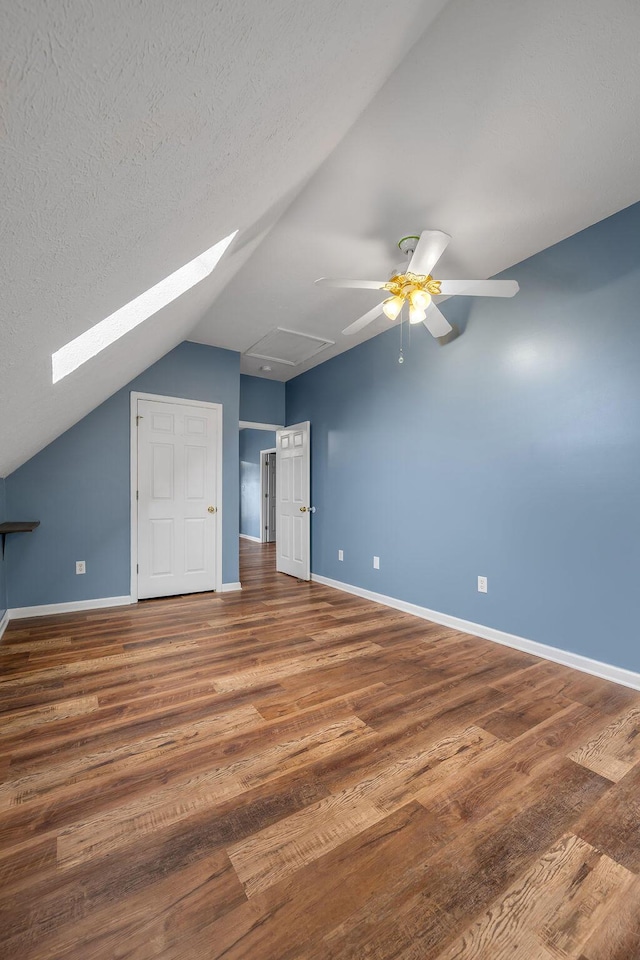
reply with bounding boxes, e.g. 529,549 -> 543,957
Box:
397,235 -> 420,257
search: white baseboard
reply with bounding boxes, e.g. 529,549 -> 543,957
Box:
0,610 -> 8,641
311,573 -> 640,692
8,595 -> 134,620
221,582 -> 242,593
239,534 -> 262,543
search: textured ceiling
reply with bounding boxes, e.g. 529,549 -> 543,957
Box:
0,0 -> 444,475
3,0 -> 640,476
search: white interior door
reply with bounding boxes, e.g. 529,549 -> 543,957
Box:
136,397 -> 221,599
276,421 -> 310,579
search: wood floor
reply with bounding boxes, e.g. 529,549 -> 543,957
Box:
2,541 -> 640,959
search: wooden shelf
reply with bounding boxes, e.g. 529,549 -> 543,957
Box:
0,522 -> 40,559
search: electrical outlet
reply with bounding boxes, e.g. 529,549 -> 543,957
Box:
338,549 -> 344,561
373,556 -> 380,570
478,575 -> 487,593
76,561 -> 86,575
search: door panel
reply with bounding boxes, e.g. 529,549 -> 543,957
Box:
185,445 -> 206,499
150,519 -> 174,576
137,398 -> 220,599
184,518 -> 206,572
151,444 -> 174,499
276,421 -> 310,580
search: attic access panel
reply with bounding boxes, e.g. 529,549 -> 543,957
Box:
244,327 -> 335,366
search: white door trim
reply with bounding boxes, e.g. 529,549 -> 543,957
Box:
239,420 -> 284,431
260,447 -> 277,543
130,392 -> 223,602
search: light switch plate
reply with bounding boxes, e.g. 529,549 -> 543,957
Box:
373,556 -> 380,570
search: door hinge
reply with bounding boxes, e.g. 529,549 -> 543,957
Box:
136,415 -> 143,425
136,564 -> 139,573
136,490 -> 139,500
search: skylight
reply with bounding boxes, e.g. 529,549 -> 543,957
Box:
52,230 -> 238,383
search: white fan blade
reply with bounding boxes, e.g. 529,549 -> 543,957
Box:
438,279 -> 519,297
342,302 -> 385,336
315,278 -> 387,290
408,230 -> 451,276
422,302 -> 452,339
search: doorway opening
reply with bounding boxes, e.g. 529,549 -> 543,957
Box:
239,422 -> 280,576
238,419 -> 311,581
260,448 -> 277,543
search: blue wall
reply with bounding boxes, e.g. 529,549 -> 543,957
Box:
240,374 -> 285,424
6,342 -> 240,607
0,479 -> 6,621
240,429 -> 276,539
287,202 -> 640,673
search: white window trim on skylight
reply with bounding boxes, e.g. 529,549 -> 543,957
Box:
52,229 -> 238,383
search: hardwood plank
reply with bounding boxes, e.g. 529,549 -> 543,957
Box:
574,759 -> 640,873
433,833 -> 635,959
227,725 -> 497,897
0,538 -> 638,960
212,639 -> 382,692
319,762 -> 611,959
477,691 -> 573,742
0,695 -> 99,738
568,705 -> 640,781
55,715 -> 369,868
579,874 -> 640,960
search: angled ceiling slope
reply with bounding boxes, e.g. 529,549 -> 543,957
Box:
192,0 -> 640,381
0,0 -> 446,476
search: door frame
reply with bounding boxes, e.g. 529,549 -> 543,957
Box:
130,391 -> 223,602
259,447 -> 277,543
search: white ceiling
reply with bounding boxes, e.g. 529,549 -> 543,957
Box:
0,0 -> 444,476
193,0 -> 640,380
2,0 -> 640,476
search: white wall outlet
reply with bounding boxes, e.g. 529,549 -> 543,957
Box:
338,549 -> 344,561
76,561 -> 86,575
478,575 -> 487,593
373,556 -> 380,570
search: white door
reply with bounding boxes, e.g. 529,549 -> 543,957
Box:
136,398 -> 221,599
276,421 -> 311,580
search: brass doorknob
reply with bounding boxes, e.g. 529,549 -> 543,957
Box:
208,506 -> 217,514
299,506 -> 307,512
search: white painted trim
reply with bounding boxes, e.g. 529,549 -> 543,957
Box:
9,596 -> 134,620
130,392 -> 223,602
276,421 -> 311,581
310,573 -> 640,692
221,582 -> 242,592
239,421 -> 284,431
259,446 -> 277,543
0,610 -> 9,641
239,534 -> 261,543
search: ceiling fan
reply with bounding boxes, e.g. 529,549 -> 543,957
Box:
315,230 -> 519,339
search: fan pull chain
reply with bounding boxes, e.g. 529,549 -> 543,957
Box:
398,303 -> 404,364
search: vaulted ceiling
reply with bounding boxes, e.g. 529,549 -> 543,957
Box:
2,0 -> 640,475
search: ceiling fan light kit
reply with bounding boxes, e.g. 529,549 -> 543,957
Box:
315,229 -> 520,343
